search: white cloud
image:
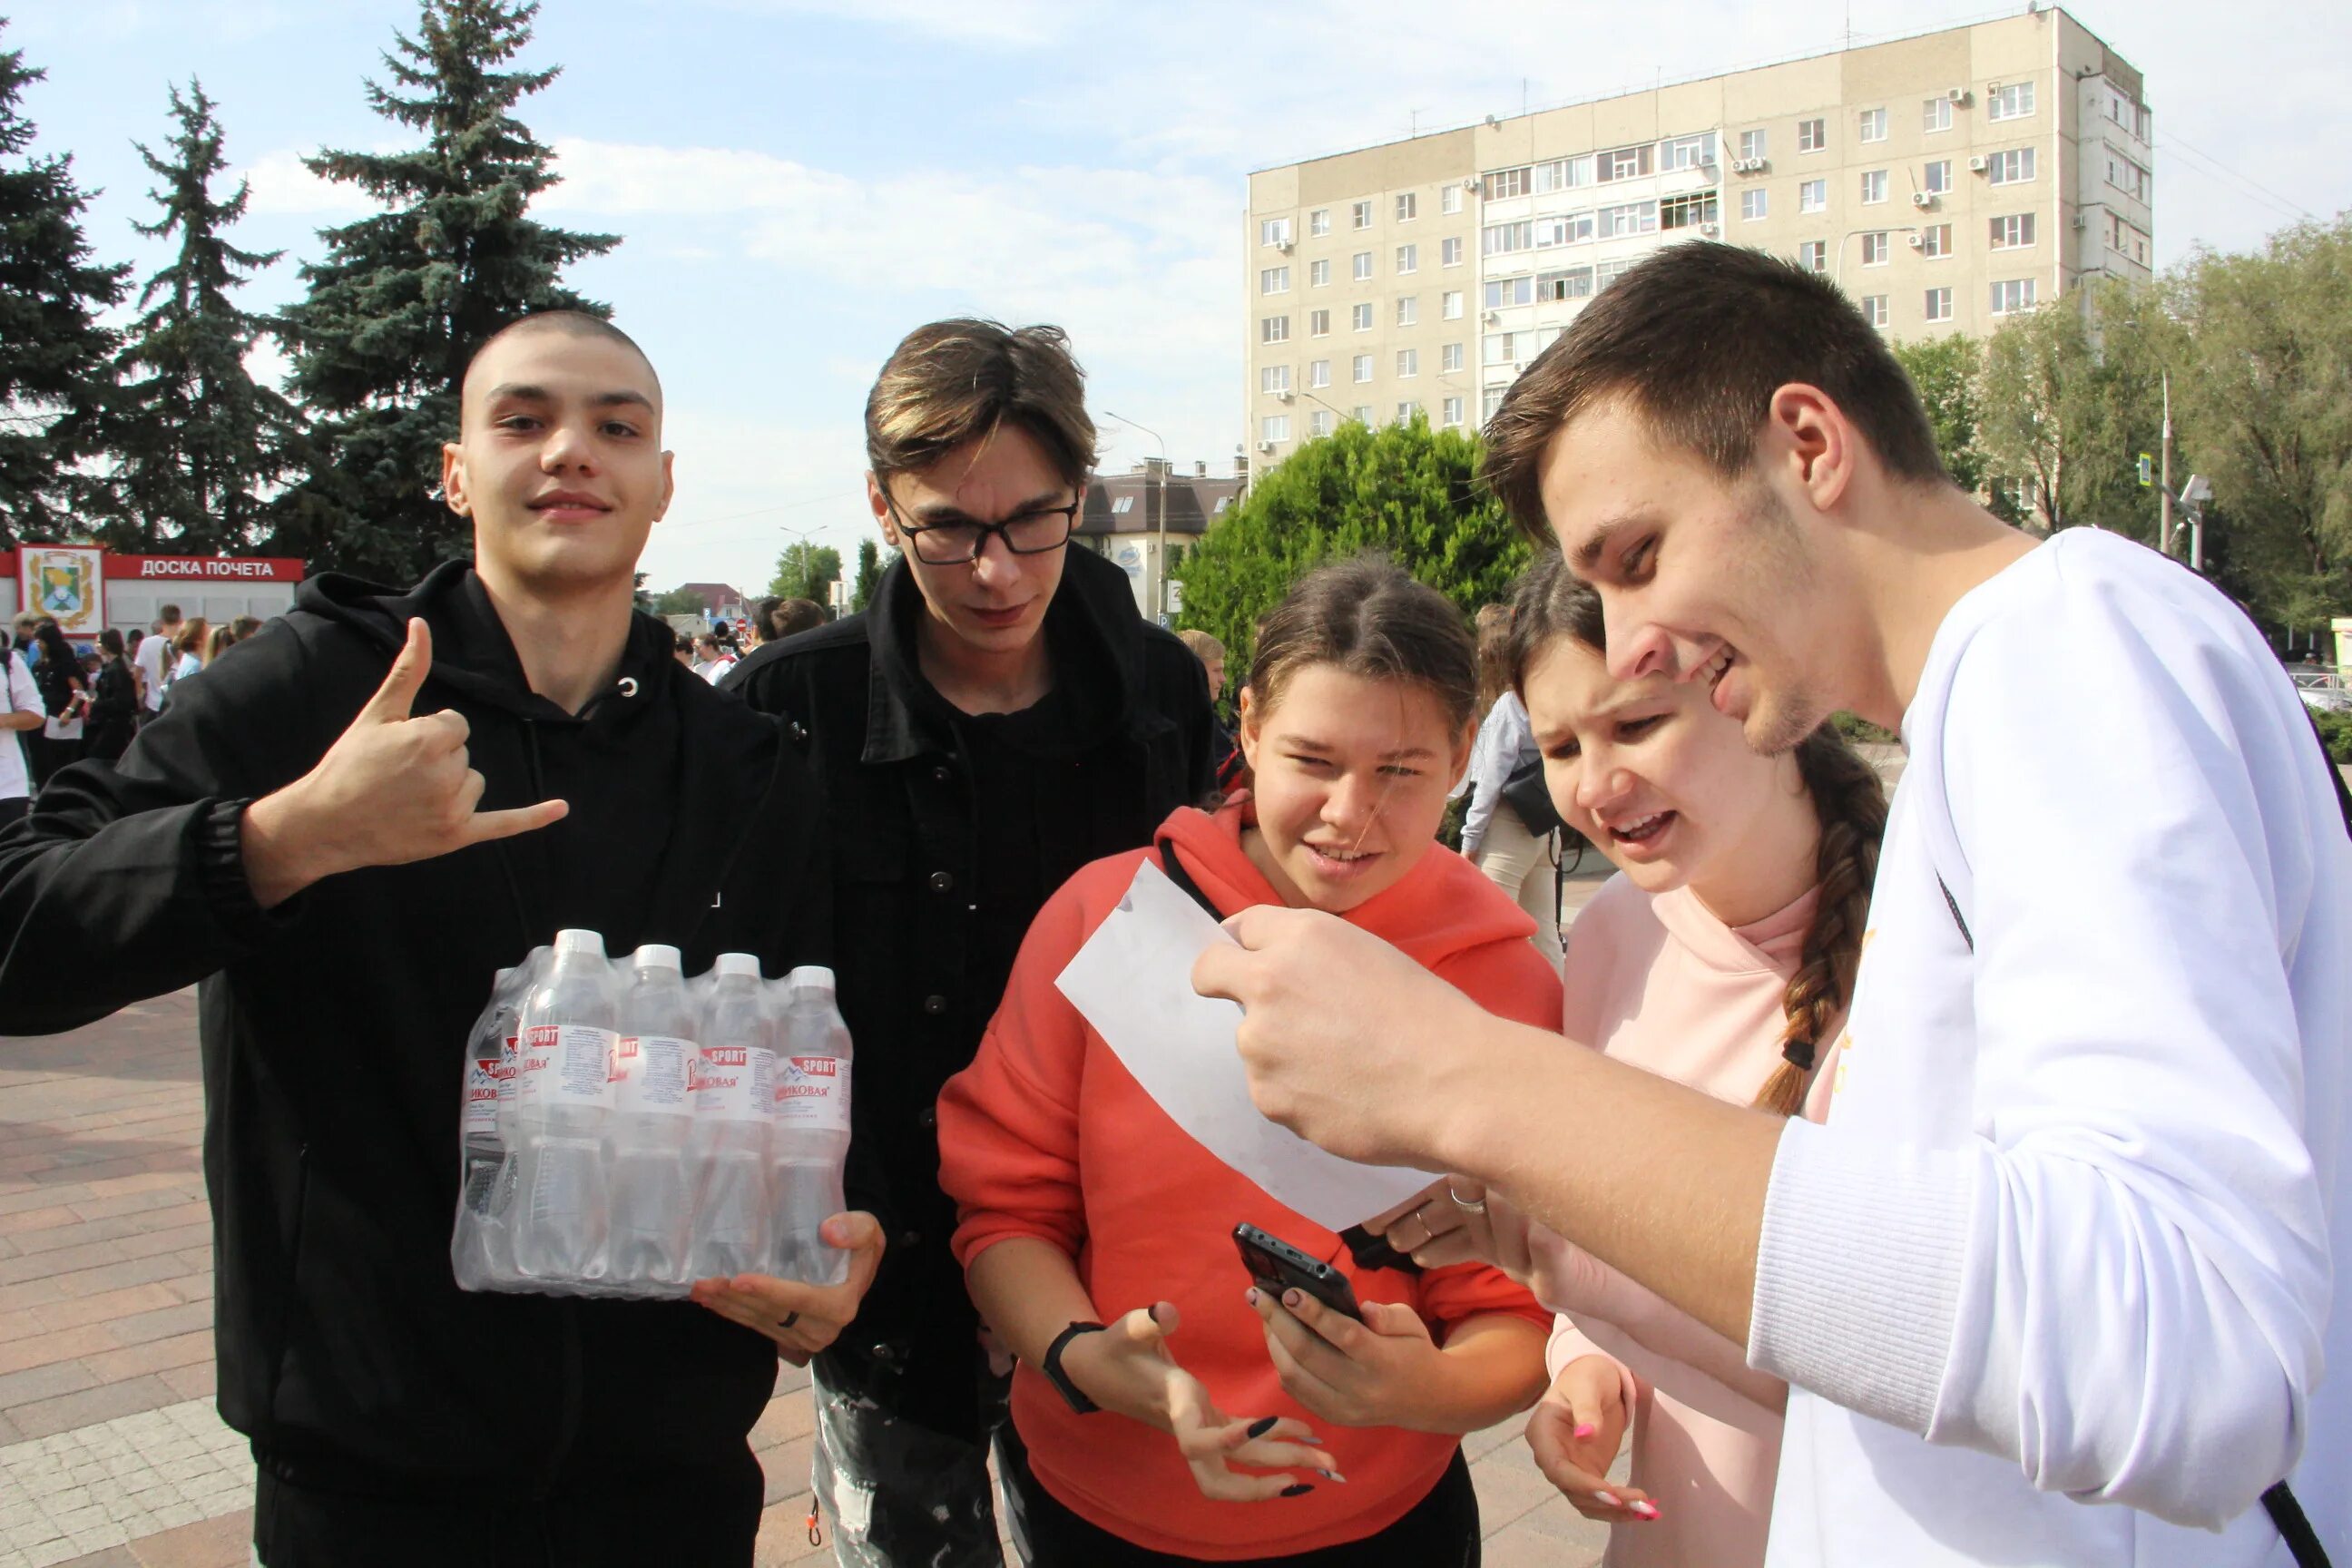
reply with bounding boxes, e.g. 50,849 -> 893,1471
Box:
235,148 -> 374,217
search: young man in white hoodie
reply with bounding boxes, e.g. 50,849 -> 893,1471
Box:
1197,243 -> 2348,1566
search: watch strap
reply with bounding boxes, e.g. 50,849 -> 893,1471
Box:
1041,1320 -> 1107,1414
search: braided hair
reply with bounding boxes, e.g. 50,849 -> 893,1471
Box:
1506,551 -> 1886,1114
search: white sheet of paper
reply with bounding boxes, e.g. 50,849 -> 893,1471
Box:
1054,860 -> 1438,1231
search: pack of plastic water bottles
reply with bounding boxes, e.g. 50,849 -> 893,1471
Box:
451,930 -> 854,1298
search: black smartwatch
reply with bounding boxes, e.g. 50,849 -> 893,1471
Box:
1041,1320 -> 1106,1414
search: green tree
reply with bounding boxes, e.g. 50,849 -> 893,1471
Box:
277,0 -> 617,581
850,536 -> 884,612
649,586 -> 706,617
769,540 -> 842,604
95,80 -> 299,554
1976,299 -> 2112,534
0,23 -> 129,545
1889,332 -> 1987,495
1174,416 -> 1529,677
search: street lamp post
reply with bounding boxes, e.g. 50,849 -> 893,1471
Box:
1102,409 -> 1168,623
1831,224 -> 1922,290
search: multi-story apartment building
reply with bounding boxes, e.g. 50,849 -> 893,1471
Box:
1244,6 -> 2151,466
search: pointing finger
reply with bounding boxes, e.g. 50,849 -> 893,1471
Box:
358,619 -> 434,725
459,799 -> 570,846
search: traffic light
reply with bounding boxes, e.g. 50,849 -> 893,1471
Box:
2136,453 -> 2153,488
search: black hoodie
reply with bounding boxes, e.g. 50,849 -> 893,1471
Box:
720,545 -> 1216,1438
0,562 -> 828,1499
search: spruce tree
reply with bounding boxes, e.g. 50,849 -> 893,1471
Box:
100,80 -> 298,554
0,22 -> 130,546
278,0 -> 616,581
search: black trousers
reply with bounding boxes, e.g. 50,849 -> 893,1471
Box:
1004,1444 -> 1481,1568
250,1447 -> 764,1568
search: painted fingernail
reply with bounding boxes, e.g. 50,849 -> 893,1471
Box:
1317,1469 -> 1348,1485
1244,1287 -> 1260,1306
1280,1483 -> 1315,1498
1573,1423 -> 1597,1439
1245,1416 -> 1279,1440
1593,1491 -> 1622,1508
1632,1501 -> 1661,1520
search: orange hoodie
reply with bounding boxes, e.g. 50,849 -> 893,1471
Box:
938,801 -> 1561,1559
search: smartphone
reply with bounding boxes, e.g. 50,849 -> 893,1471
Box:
1232,1222 -> 1362,1322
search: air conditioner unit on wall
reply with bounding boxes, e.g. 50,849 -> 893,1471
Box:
1700,222 -> 1720,236
1968,154 -> 1989,172
1947,86 -> 1971,103
1276,390 -> 1294,402
1257,440 -> 1276,453
1912,191 -> 1936,209
1988,81 -> 2004,93
1461,177 -> 1482,192
1906,232 -> 1927,249
1277,240 -> 1292,253
2071,212 -> 2088,230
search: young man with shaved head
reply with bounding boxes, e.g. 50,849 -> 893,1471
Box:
1199,247 -> 2349,1564
0,313 -> 872,1566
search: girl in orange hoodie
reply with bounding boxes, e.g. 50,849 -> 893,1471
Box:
937,557 -> 1559,1565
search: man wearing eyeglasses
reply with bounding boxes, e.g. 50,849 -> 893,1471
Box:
724,318 -> 1218,1565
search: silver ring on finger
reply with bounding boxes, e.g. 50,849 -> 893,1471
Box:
1448,1184 -> 1488,1215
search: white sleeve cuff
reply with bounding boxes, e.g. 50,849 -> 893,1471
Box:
1748,1118 -> 1974,1436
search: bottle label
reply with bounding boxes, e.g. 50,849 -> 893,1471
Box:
518,1024 -> 618,1109
463,1058 -> 502,1140
773,1055 -> 851,1132
613,1034 -> 694,1113
690,1043 -> 773,1122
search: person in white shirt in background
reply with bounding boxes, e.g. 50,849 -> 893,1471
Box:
1459,603 -> 1563,969
690,632 -> 735,684
0,634 -> 44,828
1197,241 -> 2348,1568
134,603 -> 181,723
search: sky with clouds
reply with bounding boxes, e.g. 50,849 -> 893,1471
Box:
9,0 -> 2348,595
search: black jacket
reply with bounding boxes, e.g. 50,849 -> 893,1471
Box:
722,546 -> 1216,1437
0,564 -> 828,1501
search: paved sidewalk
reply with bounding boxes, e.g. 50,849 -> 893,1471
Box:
4,927 -> 1617,1568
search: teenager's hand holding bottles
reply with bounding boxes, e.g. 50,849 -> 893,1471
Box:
1526,1354 -> 1660,1525
689,1210 -> 886,1367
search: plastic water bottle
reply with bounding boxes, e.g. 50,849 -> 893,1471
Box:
510,929 -> 618,1282
606,945 -> 697,1286
452,966 -> 522,1289
686,953 -> 775,1280
769,965 -> 853,1286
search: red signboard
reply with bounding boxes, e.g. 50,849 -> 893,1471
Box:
104,555 -> 306,582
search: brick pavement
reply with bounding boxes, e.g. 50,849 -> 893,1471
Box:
5,867 -> 1619,1567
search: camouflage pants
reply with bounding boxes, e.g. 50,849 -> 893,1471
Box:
809,1358 -> 1031,1568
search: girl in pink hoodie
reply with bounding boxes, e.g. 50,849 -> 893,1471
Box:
1379,550 -> 1887,1566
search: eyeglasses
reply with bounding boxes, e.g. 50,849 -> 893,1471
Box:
885,493 -> 1080,566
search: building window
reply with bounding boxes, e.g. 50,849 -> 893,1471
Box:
1396,243 -> 1418,274
1799,179 -> 1827,213
1396,400 -> 1419,423
1483,331 -> 1520,365
1442,395 -> 1465,428
1441,184 -> 1463,214
1925,159 -> 1953,194
1485,276 -> 1534,309
1921,222 -> 1953,258
1397,348 -> 1419,377
1798,116 -> 1827,152
1442,289 -> 1464,319
1351,302 -> 1374,331
1485,166 -> 1532,200
1483,387 -> 1506,422
1535,212 -> 1594,247
1109,495 -> 1134,514
1538,266 -> 1595,300
1308,309 -> 1330,337
1738,129 -> 1766,162
1860,230 -> 1890,266
1260,364 -> 1291,395
1987,81 -> 2035,121
1798,240 -> 1828,272
1660,191 -> 1718,230
1441,236 -> 1464,267
2106,155 -> 2150,201
1351,200 -> 1374,229
1989,278 -> 2036,315
1353,250 -> 1373,281
1923,97 -> 1953,133
1597,201 -> 1658,237
1862,294 -> 1889,328
1858,107 -> 1887,142
1860,170 -> 1887,205
1986,147 -> 2035,185
1260,415 -> 1289,443
1308,359 -> 1330,388
1924,286 -> 1953,322
1309,259 -> 1330,287
1396,191 -> 1418,222
1260,315 -> 1289,344
1352,353 -> 1373,383
1741,188 -> 1769,221
1309,208 -> 1330,237
1352,405 -> 1374,424
1658,133 -> 1711,172
1534,156 -> 1592,192
1396,296 -> 1418,327
1309,409 -> 1334,437
1597,142 -> 1654,182
1482,220 -> 1534,256
1989,213 -> 2036,250
1441,342 -> 1464,372
1595,256 -> 1637,291
1259,266 -> 1289,294
1259,217 -> 1291,247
